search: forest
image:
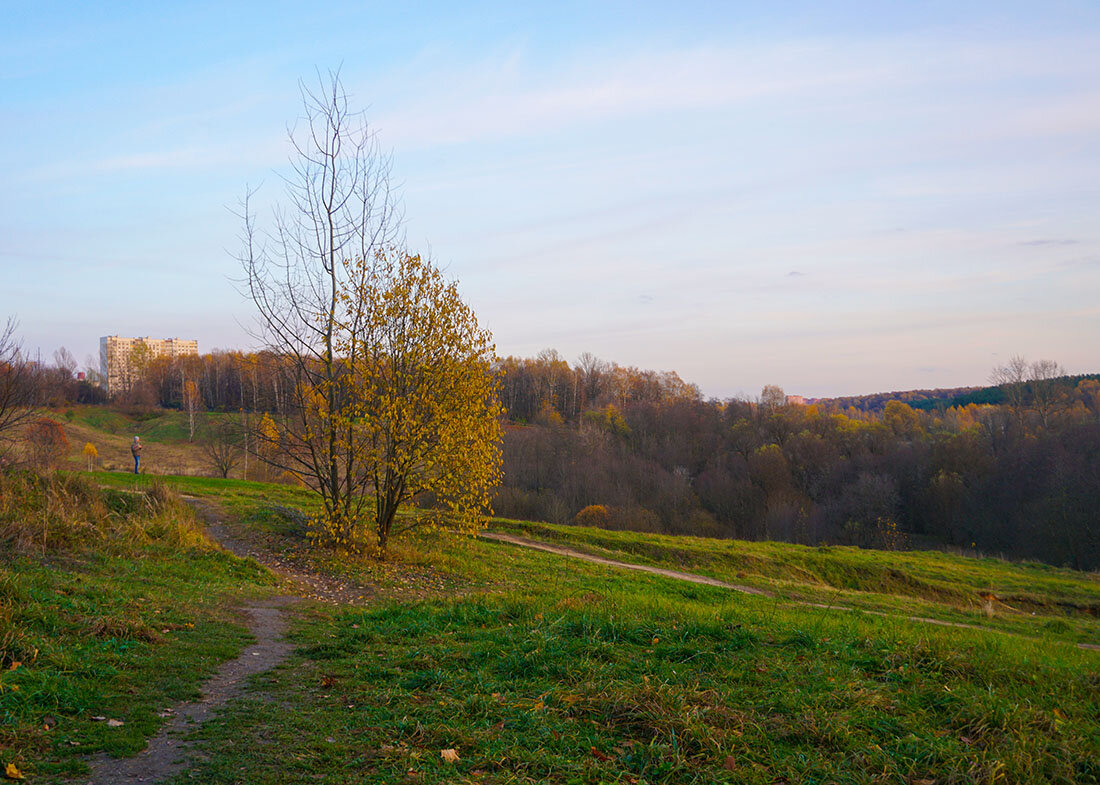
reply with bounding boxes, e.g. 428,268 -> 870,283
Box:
23,346 -> 1100,570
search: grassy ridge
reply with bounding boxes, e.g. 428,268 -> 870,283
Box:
88,473 -> 1100,646
490,519 -> 1100,647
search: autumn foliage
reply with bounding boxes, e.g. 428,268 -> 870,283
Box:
328,249 -> 502,552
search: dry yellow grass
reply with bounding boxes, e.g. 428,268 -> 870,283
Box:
58,420 -> 209,476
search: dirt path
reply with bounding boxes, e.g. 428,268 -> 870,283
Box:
482,531 -> 774,596
187,497 -> 375,605
481,532 -> 1100,653
80,500 -> 376,785
81,597 -> 294,785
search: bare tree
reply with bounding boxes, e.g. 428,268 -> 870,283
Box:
991,355 -> 1066,429
576,351 -> 609,410
183,379 -> 202,441
53,347 -> 78,375
238,70 -> 402,535
201,418 -> 243,479
990,355 -> 1030,424
0,318 -> 39,462
759,384 -> 787,410
1028,358 -> 1066,428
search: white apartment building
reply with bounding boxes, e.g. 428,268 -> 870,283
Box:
99,335 -> 199,395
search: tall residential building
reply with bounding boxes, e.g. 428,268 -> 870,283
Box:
99,335 -> 199,395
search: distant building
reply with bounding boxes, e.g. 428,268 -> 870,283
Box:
100,335 -> 198,395
786,394 -> 807,406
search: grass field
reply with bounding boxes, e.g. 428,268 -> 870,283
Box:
489,520 -> 1100,649
172,493 -> 1099,784
87,471 -> 1100,648
3,436 -> 1099,782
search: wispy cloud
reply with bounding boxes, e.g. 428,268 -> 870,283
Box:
1019,239 -> 1079,246
373,33 -> 1100,150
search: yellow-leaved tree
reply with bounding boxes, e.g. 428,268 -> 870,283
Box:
83,442 -> 98,471
332,249 -> 502,552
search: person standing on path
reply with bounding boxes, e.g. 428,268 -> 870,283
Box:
131,436 -> 142,474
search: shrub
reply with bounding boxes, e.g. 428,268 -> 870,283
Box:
24,418 -> 69,469
575,504 -> 662,533
575,504 -> 611,528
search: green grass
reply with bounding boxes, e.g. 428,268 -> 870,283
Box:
64,405 -> 239,444
0,473 -> 275,783
89,470 -> 320,517
168,529 -> 1100,784
10,466 -> 1100,783
87,473 -> 1100,648
487,520 -> 1100,648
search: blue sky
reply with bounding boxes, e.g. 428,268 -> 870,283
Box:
2,1 -> 1098,397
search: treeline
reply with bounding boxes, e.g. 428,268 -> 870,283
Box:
497,380 -> 1100,570
821,385 -> 987,412
17,342 -> 1100,569
822,373 -> 1100,413
99,348 -> 703,419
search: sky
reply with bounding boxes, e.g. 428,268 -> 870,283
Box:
2,1 -> 1099,398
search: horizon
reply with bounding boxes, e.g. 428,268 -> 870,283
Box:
3,2 -> 1099,398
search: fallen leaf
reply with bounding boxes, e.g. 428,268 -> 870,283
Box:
43,716 -> 57,730
651,637 -> 659,645
440,748 -> 460,763
90,716 -> 106,722
4,763 -> 25,781
723,755 -> 738,771
107,719 -> 125,728
7,662 -> 20,671
590,747 -> 612,762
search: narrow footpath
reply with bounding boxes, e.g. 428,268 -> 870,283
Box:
80,500 -> 376,785
81,598 -> 294,785
480,531 -> 1100,653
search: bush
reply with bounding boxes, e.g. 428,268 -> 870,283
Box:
573,504 -> 662,533
575,504 -> 611,528
24,418 -> 69,469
